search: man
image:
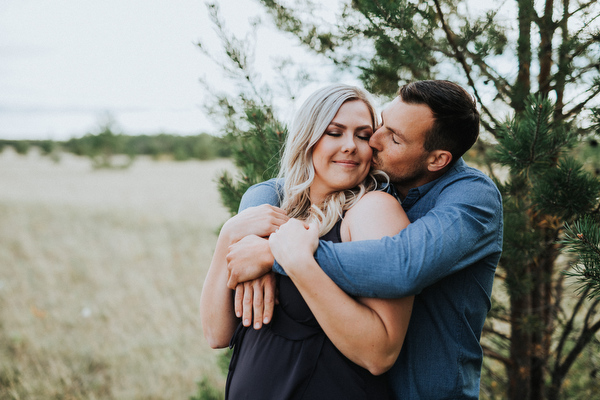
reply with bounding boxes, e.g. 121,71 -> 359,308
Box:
226,80 -> 503,399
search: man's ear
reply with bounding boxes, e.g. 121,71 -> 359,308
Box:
427,150 -> 452,172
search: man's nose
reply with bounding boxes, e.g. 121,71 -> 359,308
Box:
369,128 -> 383,151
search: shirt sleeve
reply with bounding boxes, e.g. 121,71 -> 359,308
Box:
238,179 -> 282,211
312,174 -> 503,298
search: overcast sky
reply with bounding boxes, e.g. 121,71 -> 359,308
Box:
0,1 -> 520,141
0,0 -> 335,140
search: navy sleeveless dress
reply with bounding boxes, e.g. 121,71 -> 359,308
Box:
225,220 -> 390,399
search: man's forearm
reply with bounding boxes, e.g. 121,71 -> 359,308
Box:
312,193 -> 503,298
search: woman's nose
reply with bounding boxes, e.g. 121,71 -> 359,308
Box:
342,135 -> 357,153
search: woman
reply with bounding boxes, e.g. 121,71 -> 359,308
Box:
200,84 -> 413,399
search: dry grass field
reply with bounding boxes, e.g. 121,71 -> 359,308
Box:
0,148 -> 234,399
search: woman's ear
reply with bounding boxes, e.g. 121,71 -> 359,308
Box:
427,150 -> 453,172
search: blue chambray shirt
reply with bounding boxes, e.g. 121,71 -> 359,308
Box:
238,158 -> 503,399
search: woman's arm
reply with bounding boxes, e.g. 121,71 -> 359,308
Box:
200,229 -> 239,349
200,205 -> 288,348
269,191 -> 413,375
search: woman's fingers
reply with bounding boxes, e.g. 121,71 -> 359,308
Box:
242,281 -> 253,327
234,284 -> 244,318
262,273 -> 276,325
252,280 -> 264,329
234,274 -> 277,329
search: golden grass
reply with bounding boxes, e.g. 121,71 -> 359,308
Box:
0,148 -> 234,399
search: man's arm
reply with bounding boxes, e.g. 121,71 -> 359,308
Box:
239,179 -> 283,210
311,174 -> 503,298
234,174 -> 502,299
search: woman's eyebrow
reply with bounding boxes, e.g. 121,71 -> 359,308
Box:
329,122 -> 372,130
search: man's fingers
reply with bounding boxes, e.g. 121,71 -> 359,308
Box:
252,282 -> 264,330
242,282 -> 253,327
234,284 -> 244,318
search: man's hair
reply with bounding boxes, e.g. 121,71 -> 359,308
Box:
398,80 -> 479,164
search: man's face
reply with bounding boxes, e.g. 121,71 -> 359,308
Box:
369,97 -> 435,198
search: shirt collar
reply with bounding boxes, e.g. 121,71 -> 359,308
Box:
395,158 -> 467,209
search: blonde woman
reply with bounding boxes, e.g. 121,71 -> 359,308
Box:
200,84 -> 413,399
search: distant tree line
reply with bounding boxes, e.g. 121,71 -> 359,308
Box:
0,129 -> 232,167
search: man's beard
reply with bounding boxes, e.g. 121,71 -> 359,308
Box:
373,152 -> 428,189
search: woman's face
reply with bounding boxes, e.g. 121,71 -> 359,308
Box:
310,100 -> 374,204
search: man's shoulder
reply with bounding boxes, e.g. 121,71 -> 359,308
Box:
447,160 -> 498,187
246,178 -> 284,192
437,160 -> 502,202
239,178 -> 284,211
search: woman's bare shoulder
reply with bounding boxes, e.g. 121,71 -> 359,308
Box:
343,191 -> 408,241
347,190 -> 401,215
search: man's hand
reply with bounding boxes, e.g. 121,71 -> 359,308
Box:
223,204 -> 288,243
234,272 -> 277,329
226,235 -> 274,289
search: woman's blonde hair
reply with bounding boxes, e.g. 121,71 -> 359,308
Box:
278,83 -> 386,236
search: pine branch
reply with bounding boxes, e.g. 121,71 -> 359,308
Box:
464,54 -> 512,101
565,0 -> 600,22
482,345 -> 512,366
553,286 -> 591,365
562,85 -> 600,122
483,325 -> 511,341
431,0 -> 502,132
562,216 -> 600,298
367,1 -> 447,57
555,300 -> 600,381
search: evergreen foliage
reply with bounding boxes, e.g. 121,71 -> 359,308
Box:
202,1 -> 600,398
216,103 -> 286,215
197,2 -> 309,215
563,216 -> 600,299
492,94 -> 600,398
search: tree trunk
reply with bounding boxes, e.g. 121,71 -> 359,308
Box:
554,0 -> 570,121
537,0 -> 555,96
513,0 -> 534,112
509,284 -> 532,398
530,263 -> 545,400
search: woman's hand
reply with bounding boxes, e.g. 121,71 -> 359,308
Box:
226,235 -> 273,289
234,272 -> 278,330
222,204 -> 289,244
268,219 -> 319,277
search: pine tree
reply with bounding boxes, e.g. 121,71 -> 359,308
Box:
493,95 -> 600,399
198,2 -> 307,215
202,0 -> 600,397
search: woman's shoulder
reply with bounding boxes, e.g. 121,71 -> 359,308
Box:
347,190 -> 401,216
341,190 -> 407,241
